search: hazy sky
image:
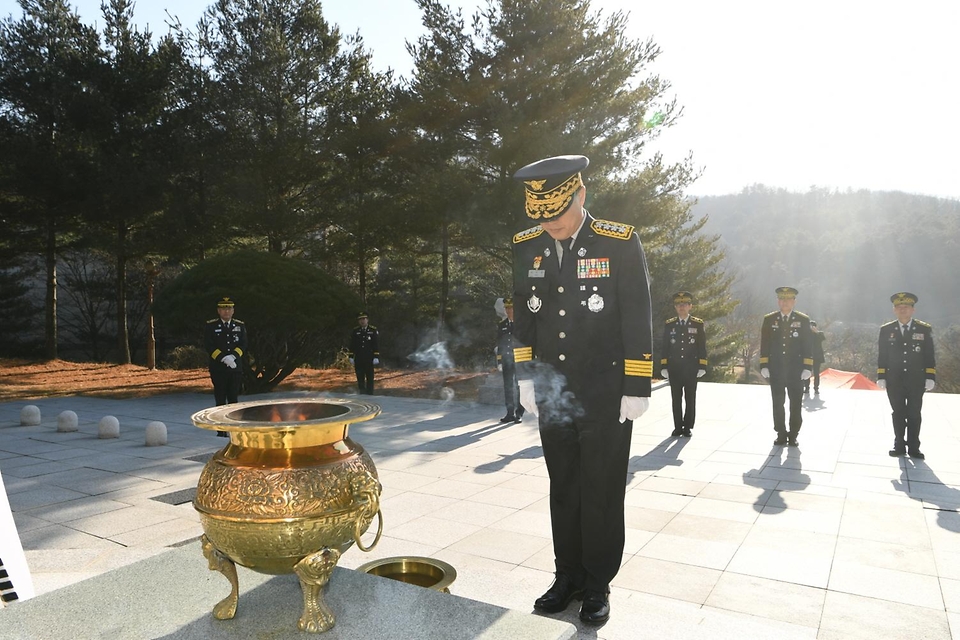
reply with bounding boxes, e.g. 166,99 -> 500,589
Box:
2,0 -> 958,200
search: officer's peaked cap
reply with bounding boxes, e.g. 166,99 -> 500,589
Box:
673,291 -> 694,304
891,292 -> 918,306
513,155 -> 589,220
775,286 -> 798,299
217,297 -> 235,308
357,311 -> 368,319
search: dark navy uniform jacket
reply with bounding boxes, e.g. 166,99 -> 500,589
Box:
496,319 -> 516,367
759,311 -> 813,379
877,319 -> 936,389
349,325 -> 380,364
512,213 -> 653,418
660,316 -> 707,376
204,318 -> 247,371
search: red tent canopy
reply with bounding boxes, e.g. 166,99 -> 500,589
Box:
817,368 -> 881,390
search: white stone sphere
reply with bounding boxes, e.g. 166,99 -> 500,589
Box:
98,416 -> 120,439
20,405 -> 41,426
57,410 -> 79,432
145,421 -> 167,446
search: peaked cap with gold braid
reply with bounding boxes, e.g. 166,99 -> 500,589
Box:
513,155 -> 589,220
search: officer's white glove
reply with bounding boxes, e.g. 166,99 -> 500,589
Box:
760,368 -> 770,379
925,379 -> 935,392
877,379 -> 886,389
497,364 -> 502,371
697,369 -> 706,378
349,357 -> 355,365
518,379 -> 538,417
373,358 -> 380,366
800,370 -> 812,381
619,396 -> 649,423
221,354 -> 237,369
661,370 -> 669,380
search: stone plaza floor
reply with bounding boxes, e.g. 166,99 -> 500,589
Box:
2,381 -> 960,639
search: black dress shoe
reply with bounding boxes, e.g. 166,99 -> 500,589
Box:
889,448 -> 906,457
671,427 -> 683,436
513,414 -> 523,424
774,435 -> 788,446
516,406 -> 525,419
681,428 -> 692,438
788,437 -> 798,447
909,450 -> 925,459
579,590 -> 610,625
499,413 -> 515,423
533,574 -> 584,614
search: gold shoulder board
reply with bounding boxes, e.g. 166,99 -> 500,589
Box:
591,219 -> 634,240
916,319 -> 931,328
666,317 -> 677,324
691,316 -> 704,324
207,318 -> 219,324
513,226 -> 544,244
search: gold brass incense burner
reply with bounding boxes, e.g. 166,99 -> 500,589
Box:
192,398 -> 382,633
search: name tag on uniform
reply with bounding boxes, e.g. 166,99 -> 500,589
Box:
577,258 -> 610,278
528,269 -> 545,278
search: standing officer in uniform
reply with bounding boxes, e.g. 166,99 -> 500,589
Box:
204,297 -> 248,435
660,291 -> 707,438
349,312 -> 379,394
759,287 -> 813,446
511,155 -> 652,626
877,292 -> 935,459
496,297 -> 524,423
803,320 -> 826,396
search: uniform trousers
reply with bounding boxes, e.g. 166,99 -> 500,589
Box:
668,369 -> 698,430
770,374 -> 803,436
501,361 -> 519,416
886,381 -> 924,451
210,367 -> 241,406
355,361 -> 375,394
539,401 -> 632,593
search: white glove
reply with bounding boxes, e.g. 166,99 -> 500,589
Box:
877,379 -> 886,389
518,379 -> 538,417
497,364 -> 502,371
760,368 -> 770,379
661,370 -> 669,380
619,396 -> 649,423
373,358 -> 380,366
221,354 -> 237,369
925,379 -> 935,392
697,369 -> 706,378
800,370 -> 812,381
349,357 -> 355,365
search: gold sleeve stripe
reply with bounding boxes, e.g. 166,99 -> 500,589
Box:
234,348 -> 243,357
926,368 -> 936,375
759,356 -> 769,364
514,347 -> 533,362
625,360 -> 653,377
699,359 -> 708,366
211,349 -> 222,360
803,358 -> 814,366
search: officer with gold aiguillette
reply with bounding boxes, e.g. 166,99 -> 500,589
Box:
511,154 -> 653,626
204,297 -> 248,435
759,287 -> 813,447
877,292 -> 935,459
660,291 -> 707,437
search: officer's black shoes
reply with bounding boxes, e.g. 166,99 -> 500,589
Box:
671,427 -> 683,437
909,450 -> 925,460
788,437 -> 799,447
533,574 -> 584,614
516,406 -> 525,420
513,414 -> 523,424
499,413 -> 516,423
681,429 -> 692,438
217,431 -> 228,437
774,435 -> 788,446
579,590 -> 610,625
889,448 -> 906,457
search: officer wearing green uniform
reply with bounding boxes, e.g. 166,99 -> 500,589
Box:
511,155 -> 653,626
877,292 -> 935,459
204,297 -> 247,435
759,287 -> 813,446
660,291 -> 707,437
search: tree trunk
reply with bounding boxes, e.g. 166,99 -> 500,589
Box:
115,222 -> 131,364
44,217 -> 58,360
438,215 -> 449,340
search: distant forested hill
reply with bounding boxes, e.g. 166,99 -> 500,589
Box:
690,186 -> 960,326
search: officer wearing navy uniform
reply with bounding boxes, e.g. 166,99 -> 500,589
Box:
759,287 -> 813,446
877,292 -> 935,459
803,320 -> 826,396
660,291 -> 707,437
511,155 -> 652,625
204,297 -> 248,435
348,312 -> 379,394
496,298 -> 523,423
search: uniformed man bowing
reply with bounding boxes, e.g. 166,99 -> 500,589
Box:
759,287 -> 813,447
348,312 -> 380,394
877,292 -> 935,459
204,297 -> 248,435
660,291 -> 708,438
511,155 -> 653,626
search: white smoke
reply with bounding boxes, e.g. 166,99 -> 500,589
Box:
408,341 -> 454,370
526,363 -> 584,425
